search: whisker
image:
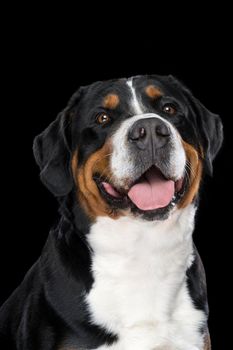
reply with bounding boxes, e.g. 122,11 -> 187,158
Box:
90,153 -> 113,174
185,160 -> 196,178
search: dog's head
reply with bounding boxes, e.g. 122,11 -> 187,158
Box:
33,75 -> 223,221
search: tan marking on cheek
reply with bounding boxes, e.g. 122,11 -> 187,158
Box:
72,143 -> 123,220
203,330 -> 211,350
103,94 -> 119,109
145,85 -> 162,99
178,141 -> 203,208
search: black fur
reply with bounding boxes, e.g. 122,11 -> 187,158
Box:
0,75 -> 223,349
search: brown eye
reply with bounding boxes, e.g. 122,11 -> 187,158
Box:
96,113 -> 111,125
162,104 -> 177,116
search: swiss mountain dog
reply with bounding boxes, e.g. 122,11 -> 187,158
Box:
0,75 -> 223,349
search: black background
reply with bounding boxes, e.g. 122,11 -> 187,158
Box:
1,9 -> 232,349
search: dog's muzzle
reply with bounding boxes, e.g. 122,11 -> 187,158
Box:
96,113 -> 186,215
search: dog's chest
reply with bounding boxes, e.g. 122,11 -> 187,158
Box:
86,207 -> 205,349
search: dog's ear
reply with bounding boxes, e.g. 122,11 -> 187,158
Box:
168,75 -> 223,176
33,88 -> 83,196
193,99 -> 223,176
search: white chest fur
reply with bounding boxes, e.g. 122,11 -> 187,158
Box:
86,206 -> 206,350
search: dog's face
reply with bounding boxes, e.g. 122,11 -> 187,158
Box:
34,75 -> 223,221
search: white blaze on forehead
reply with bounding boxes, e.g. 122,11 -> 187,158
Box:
126,78 -> 144,115
111,113 -> 186,187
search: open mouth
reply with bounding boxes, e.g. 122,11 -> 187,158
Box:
94,165 -> 186,213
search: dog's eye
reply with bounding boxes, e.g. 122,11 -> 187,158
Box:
96,113 -> 111,125
162,104 -> 177,116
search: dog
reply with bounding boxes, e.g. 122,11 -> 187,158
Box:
0,75 -> 223,349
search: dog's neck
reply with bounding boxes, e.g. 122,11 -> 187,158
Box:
87,204 -> 196,258
41,204 -> 201,347
84,204 -> 204,349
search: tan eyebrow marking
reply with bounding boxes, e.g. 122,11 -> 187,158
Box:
103,94 -> 120,109
145,85 -> 163,99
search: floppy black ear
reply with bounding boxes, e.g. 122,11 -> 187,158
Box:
33,110 -> 73,196
168,75 -> 223,176
195,100 -> 223,176
33,88 -> 83,196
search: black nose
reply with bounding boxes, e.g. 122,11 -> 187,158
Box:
128,118 -> 171,149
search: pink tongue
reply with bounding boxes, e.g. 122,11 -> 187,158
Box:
128,167 -> 175,210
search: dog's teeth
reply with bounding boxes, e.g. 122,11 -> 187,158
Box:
171,202 -> 175,206
172,196 -> 176,200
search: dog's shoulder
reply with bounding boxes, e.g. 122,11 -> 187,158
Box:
0,261 -> 41,347
187,245 -> 209,316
